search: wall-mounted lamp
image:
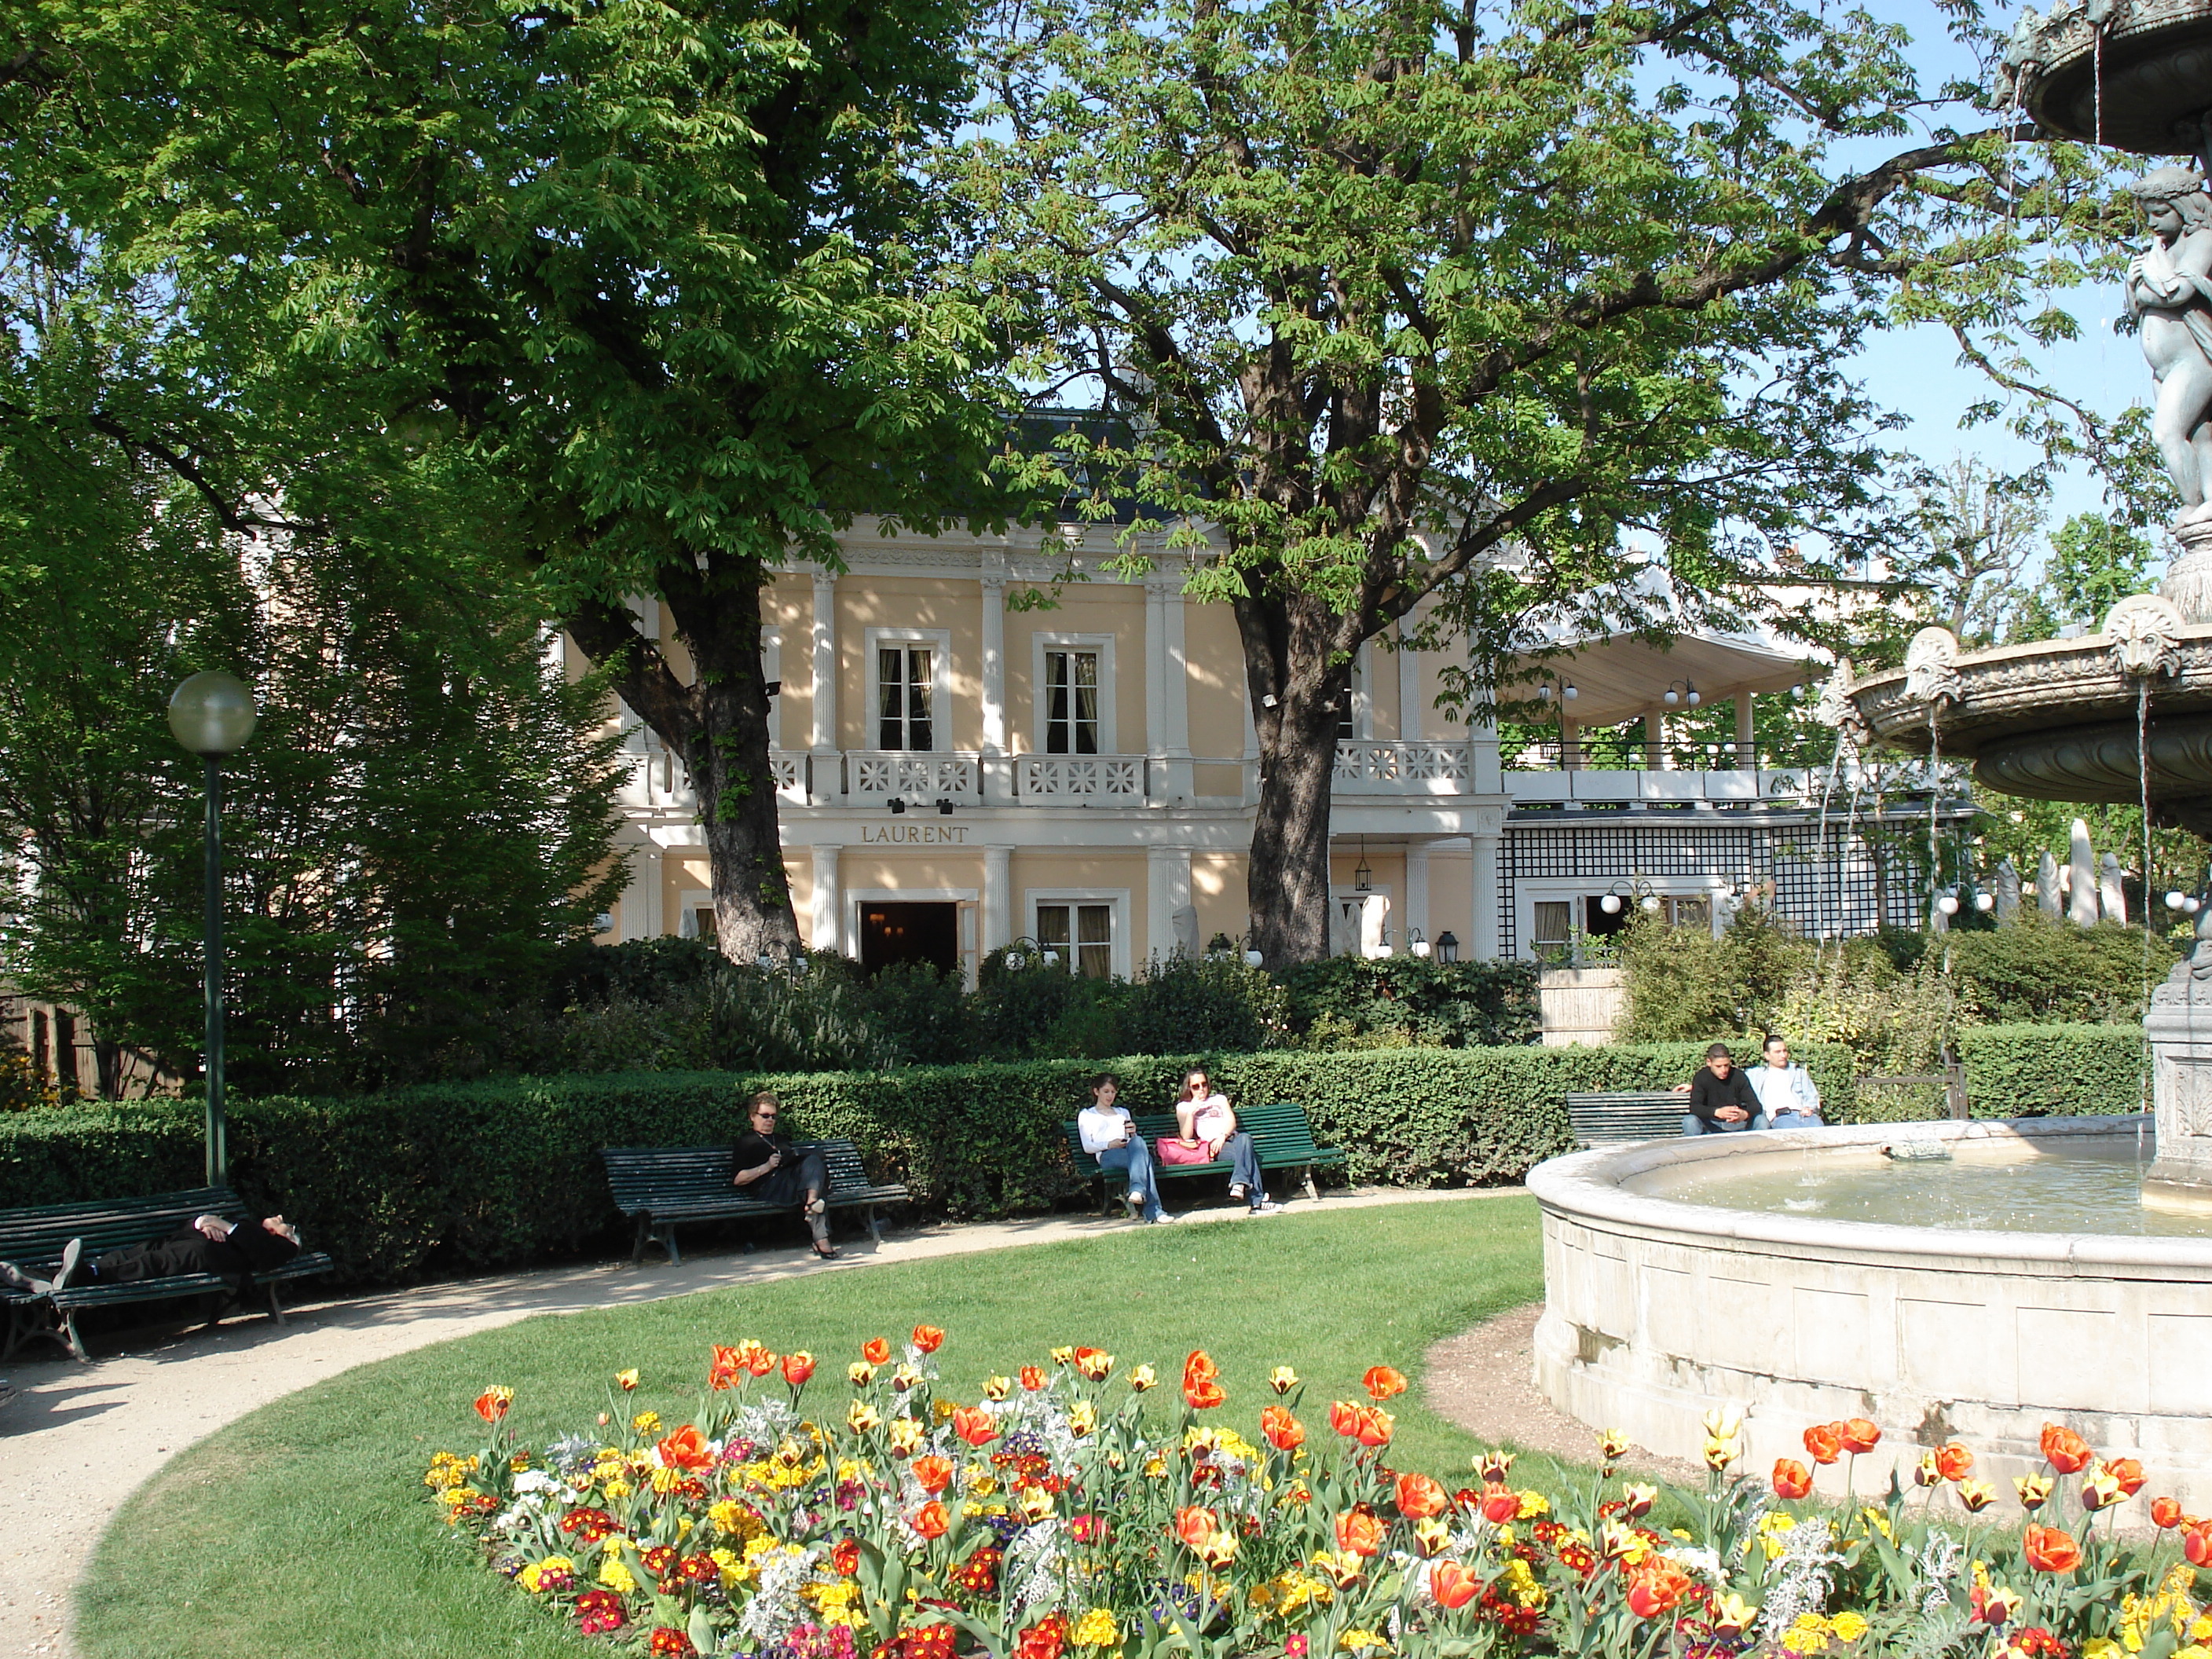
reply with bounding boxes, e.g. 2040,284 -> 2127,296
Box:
1536,681 -> 1579,703
1662,679 -> 1701,708
1435,931 -> 1459,964
762,680 -> 782,698
1353,840 -> 1373,892
888,798 -> 907,815
1410,928 -> 1430,958
936,798 -> 954,815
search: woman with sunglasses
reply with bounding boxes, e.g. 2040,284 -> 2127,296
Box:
1161,1066 -> 1281,1215
733,1090 -> 837,1258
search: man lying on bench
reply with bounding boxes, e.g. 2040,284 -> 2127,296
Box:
2,1214 -> 302,1294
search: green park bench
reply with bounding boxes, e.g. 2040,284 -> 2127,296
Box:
1061,1102 -> 1346,1213
600,1140 -> 909,1265
1564,1090 -> 1693,1146
1,1185 -> 335,1363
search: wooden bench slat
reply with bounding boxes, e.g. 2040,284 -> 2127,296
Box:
1565,1090 -> 1690,1148
600,1140 -> 909,1265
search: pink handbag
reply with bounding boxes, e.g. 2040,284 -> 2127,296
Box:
1156,1137 -> 1213,1166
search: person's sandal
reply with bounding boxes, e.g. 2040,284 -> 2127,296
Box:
811,1239 -> 840,1260
804,1196 -> 828,1220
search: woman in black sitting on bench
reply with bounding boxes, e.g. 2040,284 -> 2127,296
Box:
733,1090 -> 837,1259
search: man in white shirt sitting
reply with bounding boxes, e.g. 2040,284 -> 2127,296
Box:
1747,1034 -> 1824,1129
1077,1073 -> 1174,1224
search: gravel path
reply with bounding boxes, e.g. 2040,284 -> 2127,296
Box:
0,1186 -> 1518,1659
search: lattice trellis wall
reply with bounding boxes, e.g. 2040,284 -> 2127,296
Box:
1497,815 -> 1926,957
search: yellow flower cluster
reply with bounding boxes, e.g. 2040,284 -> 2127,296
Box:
1753,1511 -> 1796,1560
517,1555 -> 574,1593
1071,1610 -> 1119,1648
421,1451 -> 479,1491
2116,1567 -> 2212,1653
599,1558 -> 639,1594
1338,1631 -> 1390,1654
1499,1557 -> 1546,1611
802,1579 -> 866,1628
1780,1611 -> 1869,1654
736,1454 -> 826,1492
1250,1570 -> 1335,1617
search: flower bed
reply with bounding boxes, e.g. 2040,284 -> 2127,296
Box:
426,1333 -> 2212,1659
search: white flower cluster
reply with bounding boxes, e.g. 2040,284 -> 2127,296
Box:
1756,1514 -> 1846,1644
736,1539 -> 826,1650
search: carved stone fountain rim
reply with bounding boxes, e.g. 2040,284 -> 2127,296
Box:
1850,623 -> 2212,755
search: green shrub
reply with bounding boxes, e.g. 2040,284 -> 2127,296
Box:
1616,906 -> 1807,1042
1276,956 -> 1540,1048
1113,954 -> 1289,1056
1947,916 -> 2179,1025
1957,1023 -> 2147,1118
849,961 -> 980,1065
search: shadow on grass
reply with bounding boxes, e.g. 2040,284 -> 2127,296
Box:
76,1197 -> 1544,1659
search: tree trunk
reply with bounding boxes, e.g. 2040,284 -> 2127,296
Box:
562,558 -> 803,965
1240,591 -> 1357,968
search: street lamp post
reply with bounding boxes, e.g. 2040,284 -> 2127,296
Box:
167,672 -> 258,1186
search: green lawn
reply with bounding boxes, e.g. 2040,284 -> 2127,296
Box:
76,1195 -> 1543,1659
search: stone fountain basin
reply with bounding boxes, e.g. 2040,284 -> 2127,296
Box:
1528,1116 -> 2212,1511
1851,625 -> 2212,834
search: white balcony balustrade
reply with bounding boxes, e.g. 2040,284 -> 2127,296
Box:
1018,754 -> 1147,801
618,748 -> 811,809
848,750 -> 982,804
1330,741 -> 1475,794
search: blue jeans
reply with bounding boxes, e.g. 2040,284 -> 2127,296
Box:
1682,1112 -> 1770,1136
1218,1132 -> 1267,1206
1097,1140 -> 1163,1221
1770,1111 -> 1822,1130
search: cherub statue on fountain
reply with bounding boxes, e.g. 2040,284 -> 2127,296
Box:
2126,169 -> 2212,520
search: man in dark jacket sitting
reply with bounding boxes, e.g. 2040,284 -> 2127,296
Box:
1670,1043 -> 1770,1135
0,1214 -> 302,1294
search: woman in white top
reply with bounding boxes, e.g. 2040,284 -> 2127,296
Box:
1076,1073 -> 1174,1223
1165,1066 -> 1280,1214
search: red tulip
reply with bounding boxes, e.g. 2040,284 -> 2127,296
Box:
2022,1524 -> 2082,1574
1185,1375 -> 1225,1410
911,1325 -> 946,1355
1362,1365 -> 1408,1402
1261,1405 -> 1305,1452
1625,1559 -> 1693,1620
912,1455 -> 954,1495
474,1386 -> 513,1423
744,1347 -> 778,1378
657,1425 -> 713,1471
1173,1506 -> 1220,1550
1335,1510 -> 1386,1557
2038,1423 -> 2093,1475
1773,1458 -> 1814,1500
1429,1562 -> 1481,1610
951,1406 -> 998,1447
1020,1366 -> 1046,1391
782,1351 -> 816,1388
2105,1456 -> 2146,1497
862,1337 -> 892,1365
709,1345 -> 743,1390
2152,1495 -> 2185,1529
910,1500 -> 950,1540
1935,1442 -> 1974,1481
1803,1423 -> 1843,1466
2185,1521 -> 2212,1568
1479,1483 -> 1520,1523
1396,1473 -> 1449,1520
1352,1406 -> 1394,1448
1328,1400 -> 1358,1437
1839,1418 -> 1881,1455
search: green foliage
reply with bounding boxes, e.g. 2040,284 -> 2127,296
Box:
1948,914 -> 2178,1025
1617,907 -> 1806,1045
848,961 -> 980,1067
1276,956 -> 1541,1049
0,1035 -> 57,1111
2045,513 -> 2155,628
1111,953 -> 1290,1057
1957,1024 -> 2147,1119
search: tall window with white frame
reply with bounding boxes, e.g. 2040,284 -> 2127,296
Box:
877,645 -> 934,751
1036,902 -> 1113,978
1043,647 -> 1101,754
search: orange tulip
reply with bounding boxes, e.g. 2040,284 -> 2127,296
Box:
1363,1365 -> 1408,1402
709,1345 -> 744,1390
1429,1562 -> 1481,1610
744,1347 -> 779,1378
1185,1378 -> 1225,1410
2105,1457 -> 2146,1497
2038,1423 -> 2093,1475
1173,1506 -> 1219,1550
2152,1496 -> 2185,1529
912,1456 -> 954,1495
1335,1510 -> 1386,1558
1935,1442 -> 1975,1481
1479,1483 -> 1519,1523
1803,1423 -> 1844,1466
1328,1400 -> 1359,1437
1839,1418 -> 1881,1455
862,1337 -> 892,1365
1626,1559 -> 1694,1620
2022,1525 -> 2082,1574
474,1386 -> 514,1423
2184,1521 -> 2212,1568
1396,1473 -> 1449,1520
782,1352 -> 816,1387
912,1325 -> 946,1354
910,1500 -> 950,1540
1773,1459 -> 1814,1500
1073,1346 -> 1114,1381
658,1425 -> 714,1471
1020,1366 -> 1046,1392
951,1406 -> 998,1447
1261,1405 -> 1306,1452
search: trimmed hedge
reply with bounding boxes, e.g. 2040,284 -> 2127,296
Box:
1958,1023 -> 2147,1119
0,1027 -> 2141,1287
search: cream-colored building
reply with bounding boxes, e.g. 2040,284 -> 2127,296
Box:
591,522 -> 1930,980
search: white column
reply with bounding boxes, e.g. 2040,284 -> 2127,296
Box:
622,842 -> 665,941
810,845 -> 842,956
1148,844 -> 1194,963
1144,577 -> 1167,758
983,844 -> 1013,952
1471,830 -> 1503,960
980,558 -> 1010,799
763,628 -> 782,752
1404,842 -> 1430,948
1468,683 -> 1502,793
810,573 -> 839,755
1157,577 -> 1193,801
1645,709 -> 1665,770
1735,694 -> 1756,769
1397,625 -> 1421,742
